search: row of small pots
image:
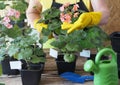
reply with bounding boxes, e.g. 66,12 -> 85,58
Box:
0,55 -> 76,85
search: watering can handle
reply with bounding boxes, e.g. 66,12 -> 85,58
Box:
95,48 -> 117,64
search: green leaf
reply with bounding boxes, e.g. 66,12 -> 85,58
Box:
66,44 -> 80,52
41,36 -> 49,43
0,47 -> 6,60
48,21 -> 61,31
42,28 -> 51,36
0,2 -> 8,9
64,53 -> 75,63
33,47 -> 44,56
18,48 -> 32,60
50,35 -> 67,50
12,1 -> 28,14
50,39 -> 65,50
3,25 -> 22,38
7,45 -> 19,57
85,26 -> 109,48
31,55 -> 46,63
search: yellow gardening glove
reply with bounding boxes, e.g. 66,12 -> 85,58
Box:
34,19 -> 54,39
33,19 -> 48,32
61,22 -> 73,30
67,12 -> 102,33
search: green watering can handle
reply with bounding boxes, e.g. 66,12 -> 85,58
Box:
95,48 -> 117,65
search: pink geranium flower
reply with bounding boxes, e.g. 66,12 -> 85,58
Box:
2,16 -> 13,29
60,13 -> 65,22
59,3 -> 70,12
3,16 -> 11,23
63,2 -> 70,8
60,3 -> 81,23
59,6 -> 65,12
72,4 -> 79,12
7,8 -> 15,16
1,8 -> 21,29
64,13 -> 72,23
14,10 -> 20,19
60,13 -> 72,23
7,8 -> 20,18
4,23 -> 13,29
73,12 -> 79,18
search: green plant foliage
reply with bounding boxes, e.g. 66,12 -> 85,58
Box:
11,0 -> 28,21
0,1 -> 46,69
0,2 -> 8,9
6,29 -> 46,64
38,4 -> 110,63
51,26 -> 109,52
50,26 -> 109,62
12,0 -> 28,13
0,25 -> 23,38
64,53 -> 76,62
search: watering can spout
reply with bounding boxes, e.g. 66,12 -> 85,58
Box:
84,48 -> 119,85
84,60 -> 98,73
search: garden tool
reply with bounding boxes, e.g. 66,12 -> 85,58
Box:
60,72 -> 94,83
84,48 -> 119,85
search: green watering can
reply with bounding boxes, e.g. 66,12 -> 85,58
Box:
84,48 -> 119,85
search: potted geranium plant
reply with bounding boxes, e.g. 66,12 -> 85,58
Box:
11,0 -> 28,28
0,3 -> 25,75
50,26 -> 109,74
37,3 -> 109,74
7,28 -> 46,85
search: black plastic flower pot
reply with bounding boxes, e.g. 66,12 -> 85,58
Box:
17,20 -> 26,28
110,32 -> 120,53
88,54 -> 108,61
56,55 -> 76,75
20,69 -> 42,85
29,62 -> 45,73
1,57 -> 20,75
117,53 -> 120,79
10,20 -> 26,28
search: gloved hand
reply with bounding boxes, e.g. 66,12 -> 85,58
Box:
61,12 -> 102,33
61,22 -> 73,30
34,19 -> 54,39
33,19 -> 48,32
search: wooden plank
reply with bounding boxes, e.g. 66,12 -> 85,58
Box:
0,73 -> 120,85
0,73 -> 93,85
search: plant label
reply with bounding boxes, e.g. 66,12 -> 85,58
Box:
10,61 -> 22,70
80,50 -> 91,58
49,48 -> 58,58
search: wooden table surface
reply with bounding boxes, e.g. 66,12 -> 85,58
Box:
0,70 -> 120,85
0,52 -> 120,85
0,73 -> 93,85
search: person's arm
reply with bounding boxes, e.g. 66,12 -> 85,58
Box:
26,0 -> 42,27
91,0 -> 110,25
